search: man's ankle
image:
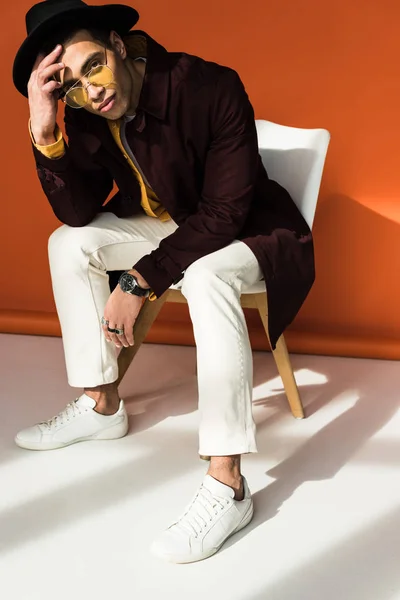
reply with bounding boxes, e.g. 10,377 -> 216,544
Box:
84,384 -> 120,415
92,400 -> 120,416
207,455 -> 244,500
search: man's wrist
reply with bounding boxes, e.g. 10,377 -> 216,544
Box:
128,269 -> 150,290
35,135 -> 57,146
31,127 -> 56,146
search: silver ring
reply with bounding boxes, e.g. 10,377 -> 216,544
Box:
101,317 -> 109,326
115,328 -> 124,335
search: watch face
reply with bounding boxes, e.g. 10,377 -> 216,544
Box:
119,272 -> 148,297
120,272 -> 135,292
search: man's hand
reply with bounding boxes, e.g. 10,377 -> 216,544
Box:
28,45 -> 64,145
102,285 -> 144,349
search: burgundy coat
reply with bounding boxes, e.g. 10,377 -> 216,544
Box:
32,31 -> 315,348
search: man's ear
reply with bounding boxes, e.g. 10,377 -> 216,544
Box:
109,30 -> 127,59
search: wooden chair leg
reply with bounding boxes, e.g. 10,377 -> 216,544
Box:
272,335 -> 304,419
116,293 -> 169,386
253,293 -> 305,419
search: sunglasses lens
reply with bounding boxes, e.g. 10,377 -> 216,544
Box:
89,65 -> 114,87
63,65 -> 114,108
65,87 -> 88,108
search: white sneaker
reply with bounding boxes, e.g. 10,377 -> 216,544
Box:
151,474 -> 254,563
15,394 -> 128,451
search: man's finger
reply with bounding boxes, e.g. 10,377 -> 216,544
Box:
104,322 -> 122,348
42,80 -> 61,95
116,321 -> 134,348
124,322 -> 135,347
38,62 -> 65,86
109,331 -> 121,348
101,322 -> 112,343
116,333 -> 130,348
32,52 -> 45,73
36,45 -> 63,72
28,54 -> 45,86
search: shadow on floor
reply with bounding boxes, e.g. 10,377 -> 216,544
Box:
0,429 -> 200,556
247,504 -> 400,600
223,358 -> 399,555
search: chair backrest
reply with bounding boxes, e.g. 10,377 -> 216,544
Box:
255,120 -> 330,229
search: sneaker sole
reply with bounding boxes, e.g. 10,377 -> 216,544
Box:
152,500 -> 254,564
14,417 -> 129,451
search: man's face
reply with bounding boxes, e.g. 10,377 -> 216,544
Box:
59,30 -> 132,119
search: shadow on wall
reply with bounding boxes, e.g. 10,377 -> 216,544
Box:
294,192 -> 400,340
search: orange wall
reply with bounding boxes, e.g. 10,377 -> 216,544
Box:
1,0 -> 400,350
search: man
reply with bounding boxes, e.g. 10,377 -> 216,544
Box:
12,0 -> 315,563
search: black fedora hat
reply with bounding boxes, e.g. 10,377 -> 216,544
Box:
13,0 -> 139,97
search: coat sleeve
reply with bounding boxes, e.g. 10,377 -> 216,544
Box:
32,109 -> 113,227
134,68 -> 259,296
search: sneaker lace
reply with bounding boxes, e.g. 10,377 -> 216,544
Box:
39,401 -> 86,430
175,485 -> 230,538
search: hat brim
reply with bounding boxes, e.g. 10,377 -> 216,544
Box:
13,4 -> 139,97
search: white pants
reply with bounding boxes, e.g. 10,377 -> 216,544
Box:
48,213 -> 263,455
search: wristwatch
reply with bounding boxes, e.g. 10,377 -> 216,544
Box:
118,272 -> 150,297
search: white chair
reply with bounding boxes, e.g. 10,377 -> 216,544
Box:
117,120 -> 331,421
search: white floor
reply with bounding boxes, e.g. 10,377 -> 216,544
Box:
0,333 -> 400,600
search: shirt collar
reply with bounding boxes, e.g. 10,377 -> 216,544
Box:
123,31 -> 170,122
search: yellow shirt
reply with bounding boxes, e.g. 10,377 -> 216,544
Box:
107,118 -> 170,222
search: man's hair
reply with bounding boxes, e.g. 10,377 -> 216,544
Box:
40,22 -> 113,56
